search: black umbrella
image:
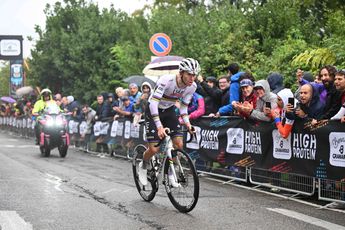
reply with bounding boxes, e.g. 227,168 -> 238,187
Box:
123,75 -> 156,88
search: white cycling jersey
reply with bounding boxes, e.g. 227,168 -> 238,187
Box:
148,74 -> 197,128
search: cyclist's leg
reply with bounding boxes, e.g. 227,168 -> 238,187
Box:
162,106 -> 183,149
161,108 -> 184,187
142,143 -> 159,165
142,104 -> 161,164
138,105 -> 160,185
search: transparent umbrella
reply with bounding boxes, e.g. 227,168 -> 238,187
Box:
142,55 -> 184,76
16,86 -> 33,97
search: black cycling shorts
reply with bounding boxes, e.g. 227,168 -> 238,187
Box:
145,104 -> 183,143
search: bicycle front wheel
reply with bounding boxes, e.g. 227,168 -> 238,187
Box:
132,144 -> 158,202
164,149 -> 199,213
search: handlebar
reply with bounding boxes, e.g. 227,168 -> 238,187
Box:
154,126 -> 196,147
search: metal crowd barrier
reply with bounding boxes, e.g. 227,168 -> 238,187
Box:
0,116 -> 35,138
1,115 -> 345,206
318,179 -> 345,204
67,118 -> 139,160
249,167 -> 315,196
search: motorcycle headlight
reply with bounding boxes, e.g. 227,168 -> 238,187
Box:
55,119 -> 63,126
46,119 -> 54,126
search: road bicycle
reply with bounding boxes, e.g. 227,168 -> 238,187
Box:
132,128 -> 199,213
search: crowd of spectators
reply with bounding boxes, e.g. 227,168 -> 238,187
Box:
2,63 -> 345,145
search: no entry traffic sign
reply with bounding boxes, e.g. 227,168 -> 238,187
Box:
149,33 -> 172,56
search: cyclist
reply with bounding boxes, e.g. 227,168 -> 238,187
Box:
32,88 -> 56,144
138,58 -> 200,186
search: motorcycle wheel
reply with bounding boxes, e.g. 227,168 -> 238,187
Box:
58,138 -> 68,158
41,137 -> 51,157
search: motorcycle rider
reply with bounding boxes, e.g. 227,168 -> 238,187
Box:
32,88 -> 57,144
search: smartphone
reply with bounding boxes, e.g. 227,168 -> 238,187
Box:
288,97 -> 295,107
265,101 -> 271,109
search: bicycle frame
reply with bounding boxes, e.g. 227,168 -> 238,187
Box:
152,135 -> 180,185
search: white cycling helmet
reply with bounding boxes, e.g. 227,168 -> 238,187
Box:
179,58 -> 200,75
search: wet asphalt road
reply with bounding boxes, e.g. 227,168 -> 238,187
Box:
0,131 -> 344,230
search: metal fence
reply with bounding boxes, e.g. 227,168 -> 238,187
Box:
1,115 -> 345,205
318,178 -> 345,203
249,167 -> 315,196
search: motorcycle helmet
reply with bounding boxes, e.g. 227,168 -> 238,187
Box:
41,88 -> 52,99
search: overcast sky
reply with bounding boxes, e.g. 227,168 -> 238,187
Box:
0,0 -> 152,58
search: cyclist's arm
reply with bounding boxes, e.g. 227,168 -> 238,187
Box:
180,86 -> 196,130
149,79 -> 168,129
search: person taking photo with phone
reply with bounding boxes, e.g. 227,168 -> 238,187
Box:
246,79 -> 277,122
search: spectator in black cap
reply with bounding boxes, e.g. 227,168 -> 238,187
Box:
107,93 -> 119,117
113,96 -> 135,121
196,75 -> 222,115
227,63 -> 240,77
267,72 -> 284,94
233,73 -> 257,118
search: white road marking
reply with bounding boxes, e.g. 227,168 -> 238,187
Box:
267,208 -> 345,229
0,211 -> 33,230
45,173 -> 63,192
102,188 -> 120,194
102,188 -> 132,194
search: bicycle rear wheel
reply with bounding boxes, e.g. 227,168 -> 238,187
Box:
164,149 -> 199,213
132,144 -> 158,202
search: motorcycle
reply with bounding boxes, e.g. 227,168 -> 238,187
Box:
38,103 -> 69,157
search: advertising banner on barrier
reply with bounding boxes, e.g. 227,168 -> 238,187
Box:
2,115 -> 345,180
110,118 -> 146,146
9,59 -> 24,97
185,117 -> 345,181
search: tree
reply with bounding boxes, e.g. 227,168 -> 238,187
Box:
28,0 -> 125,102
27,0 -> 345,103
0,62 -> 10,97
